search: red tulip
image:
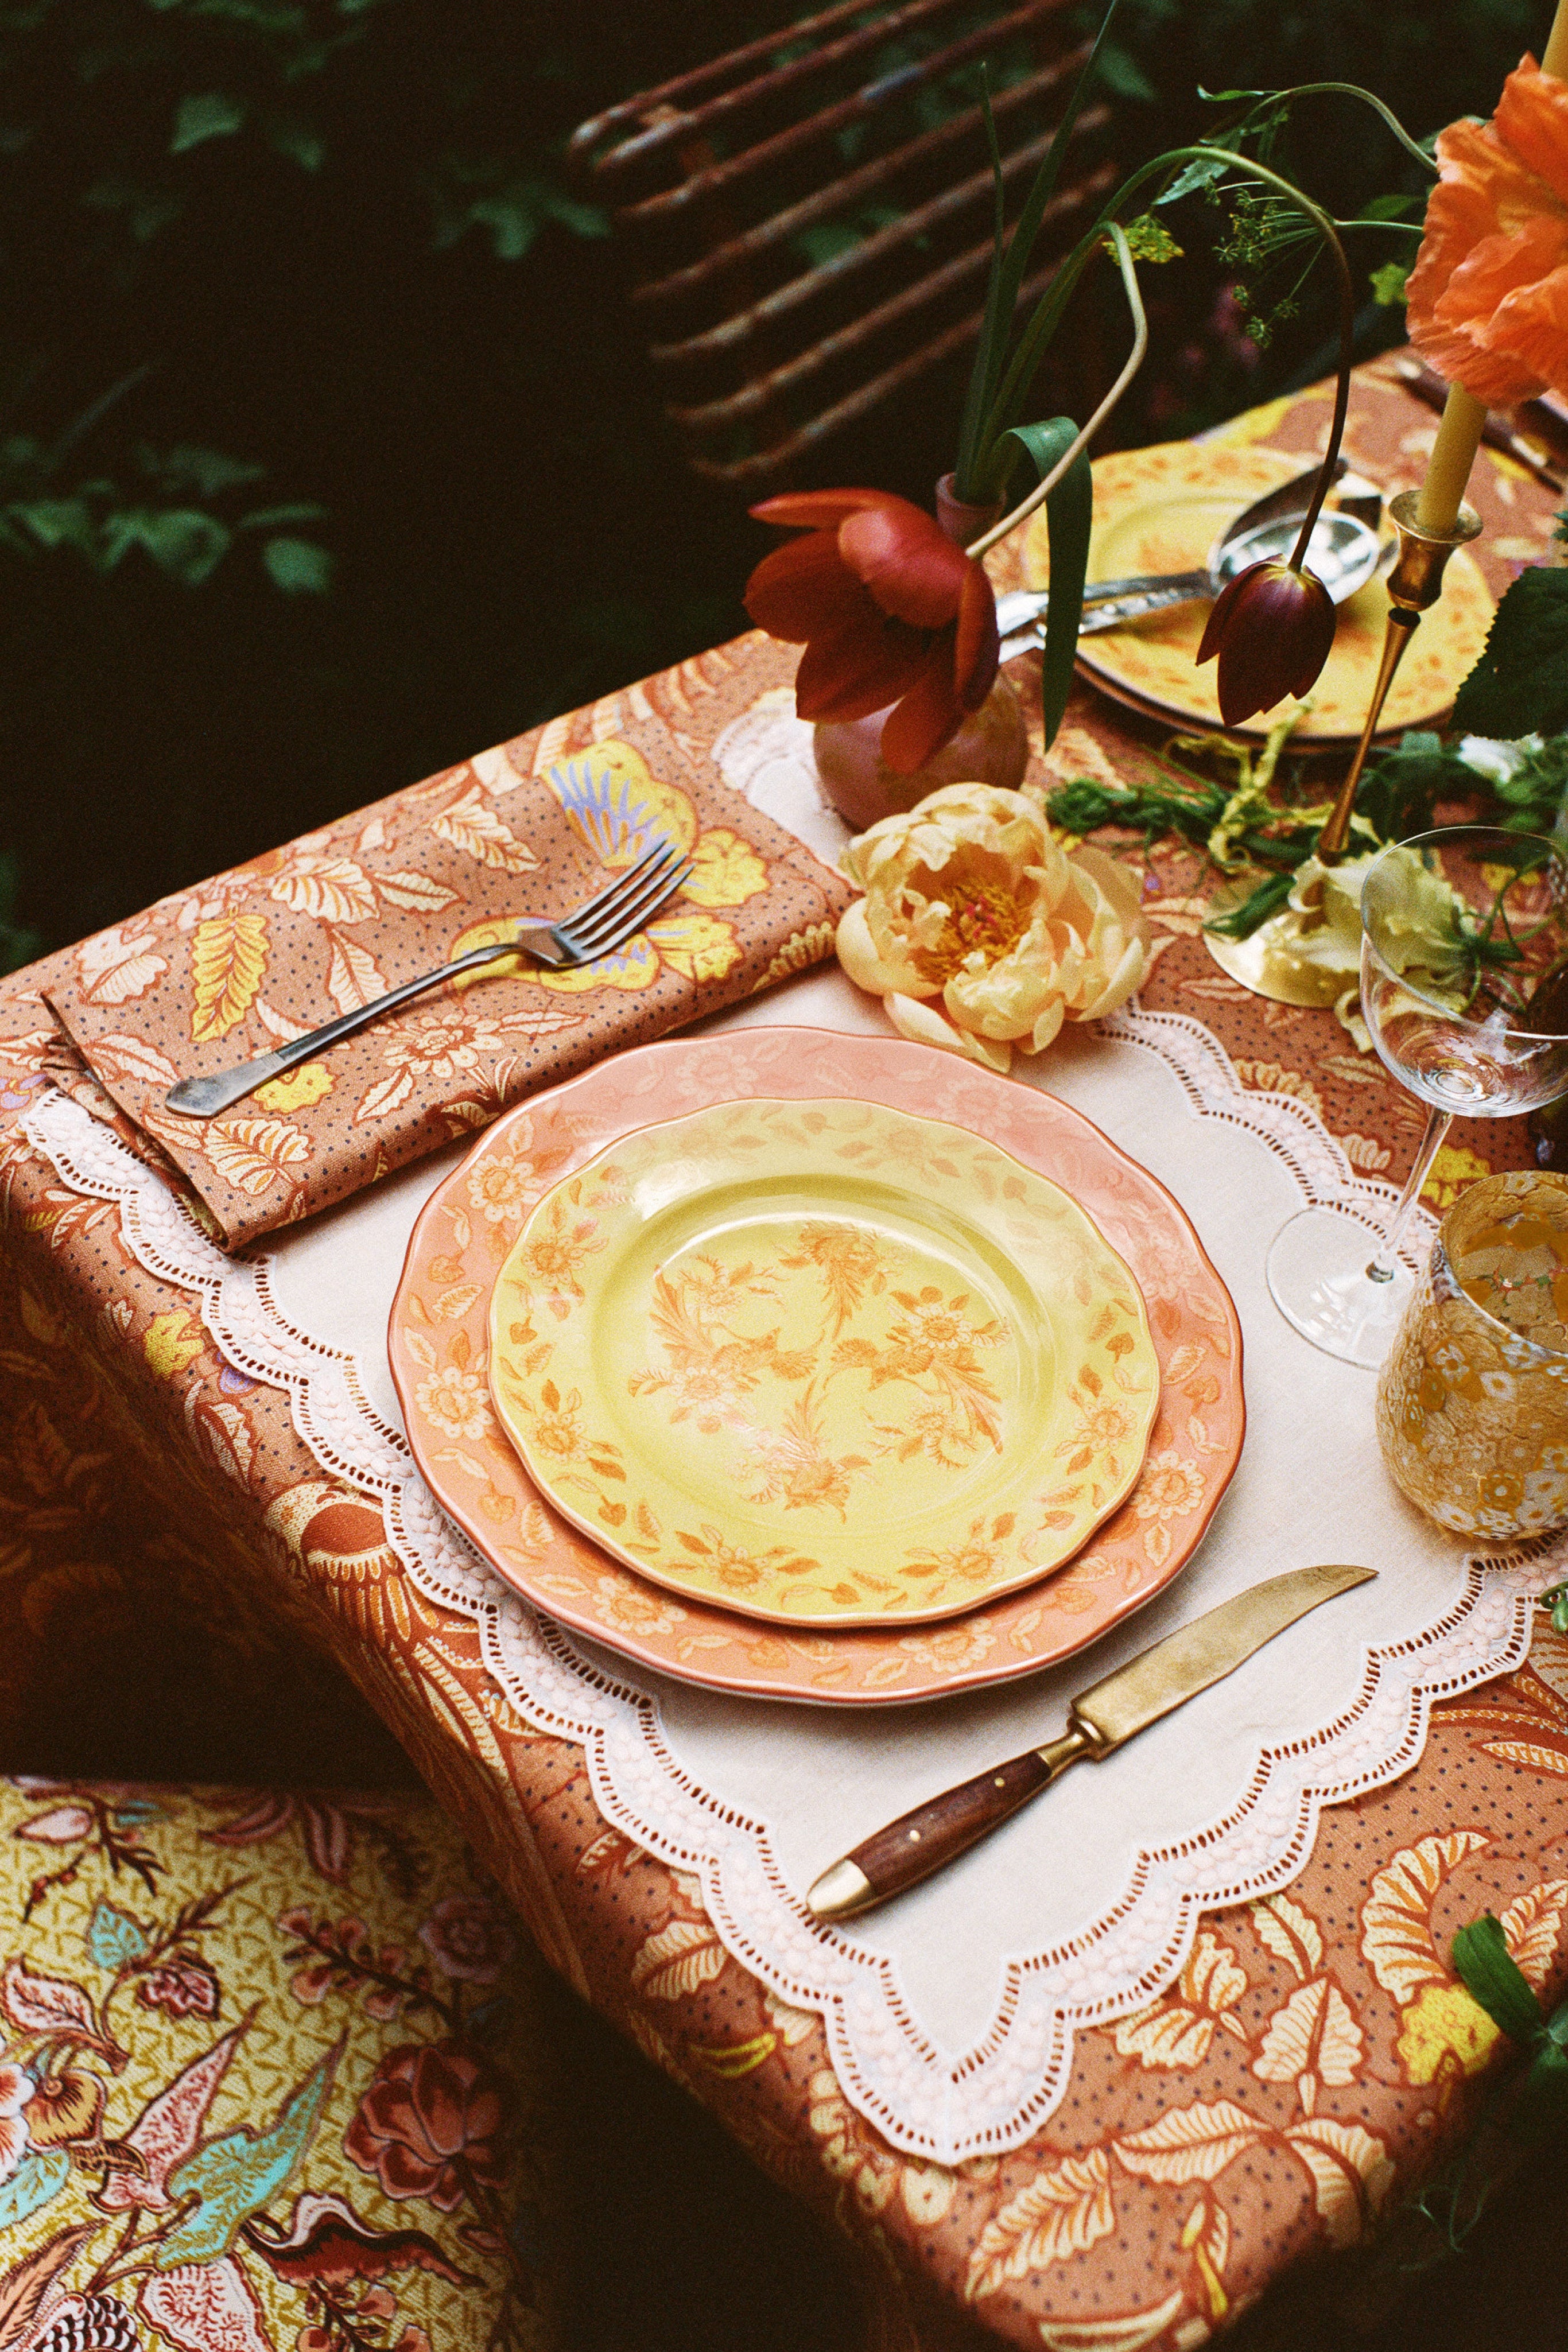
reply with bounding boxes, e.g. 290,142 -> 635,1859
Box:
744,490 -> 1000,773
1195,560 -> 1337,727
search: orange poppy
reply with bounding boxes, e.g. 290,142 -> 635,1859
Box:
1406,51 -> 1568,405
744,490 -> 1000,773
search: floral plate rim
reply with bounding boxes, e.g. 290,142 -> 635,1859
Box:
484,1096 -> 1161,1628
1004,441 -> 1490,745
388,1026 -> 1246,1706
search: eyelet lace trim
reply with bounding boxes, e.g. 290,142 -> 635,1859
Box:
24,1007 -> 1563,2164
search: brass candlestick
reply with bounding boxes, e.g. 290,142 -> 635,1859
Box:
1206,489 -> 1485,1003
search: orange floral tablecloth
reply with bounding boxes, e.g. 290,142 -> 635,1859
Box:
3,361 -> 1567,2351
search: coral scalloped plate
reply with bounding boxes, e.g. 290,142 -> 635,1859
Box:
485,1099 -> 1161,1628
389,1029 -> 1245,1705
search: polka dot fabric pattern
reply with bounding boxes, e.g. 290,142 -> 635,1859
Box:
42,640 -> 852,1246
2,360 -> 1566,2348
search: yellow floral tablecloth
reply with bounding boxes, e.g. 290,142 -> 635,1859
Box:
2,360 -> 1567,2350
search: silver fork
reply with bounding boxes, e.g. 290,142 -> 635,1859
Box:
164,838 -> 693,1119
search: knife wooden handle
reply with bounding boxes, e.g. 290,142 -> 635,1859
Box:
807,1725 -> 1095,1922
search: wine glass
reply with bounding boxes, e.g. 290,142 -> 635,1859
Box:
1267,826 -> 1568,1369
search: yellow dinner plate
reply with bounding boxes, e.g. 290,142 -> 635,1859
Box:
1022,442 -> 1493,742
487,1097 -> 1161,1628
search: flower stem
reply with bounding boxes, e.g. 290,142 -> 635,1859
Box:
971,146 -> 1356,507
963,226 -> 1147,561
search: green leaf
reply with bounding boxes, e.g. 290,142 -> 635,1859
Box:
1451,1914 -> 1544,2045
7,499 -> 99,558
237,503 -> 328,530
266,115 -> 324,171
0,2152 -> 68,2231
1515,2037 -> 1568,2139
100,509 -> 231,585
159,2040 -> 341,2268
1092,42 -> 1155,102
262,535 -> 332,592
1156,152 -> 1229,207
80,177 -> 183,244
1353,728 -> 1469,841
1369,260 -> 1409,308
1451,570 -> 1568,739
1002,417 -> 1092,752
171,94 -> 247,155
1204,871 -> 1294,938
148,446 -> 266,499
86,1900 -> 148,1970
954,0 -> 1126,495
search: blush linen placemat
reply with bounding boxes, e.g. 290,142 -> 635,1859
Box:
44,634 -> 853,1246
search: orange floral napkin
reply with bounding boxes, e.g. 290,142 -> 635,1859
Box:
45,634 -> 853,1246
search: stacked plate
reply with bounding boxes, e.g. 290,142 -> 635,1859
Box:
389,1028 -> 1245,1704
1012,442 -> 1493,744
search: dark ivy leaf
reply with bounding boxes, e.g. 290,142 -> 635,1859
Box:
101,509 -> 231,585
1450,569 -> 1568,739
238,503 -> 329,531
262,535 -> 332,593
170,94 -> 248,156
1090,42 -> 1155,102
266,116 -> 325,173
143,445 -> 266,499
1352,728 -> 1471,841
8,499 -> 98,558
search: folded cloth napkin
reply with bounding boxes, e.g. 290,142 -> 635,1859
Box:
45,633 -> 853,1245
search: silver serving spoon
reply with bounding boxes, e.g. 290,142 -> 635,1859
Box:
995,460 -> 1386,660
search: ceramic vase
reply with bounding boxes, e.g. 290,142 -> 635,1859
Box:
811,472 -> 1028,835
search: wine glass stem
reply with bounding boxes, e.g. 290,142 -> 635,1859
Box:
1367,1104 -> 1452,1283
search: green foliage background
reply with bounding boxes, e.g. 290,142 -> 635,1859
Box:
0,0 -> 1544,962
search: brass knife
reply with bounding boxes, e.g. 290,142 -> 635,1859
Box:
807,1562 -> 1376,1924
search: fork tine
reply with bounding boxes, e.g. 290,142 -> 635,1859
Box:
553,839 -> 670,935
561,845 -> 686,954
566,853 -> 692,958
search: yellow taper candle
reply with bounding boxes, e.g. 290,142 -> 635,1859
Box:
1415,383 -> 1489,532
1544,0 -> 1568,78
1414,1 -> 1567,531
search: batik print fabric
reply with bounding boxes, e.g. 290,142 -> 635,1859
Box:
45,638 -> 853,1248
4,362 -> 1568,2352
0,1780 -> 570,2352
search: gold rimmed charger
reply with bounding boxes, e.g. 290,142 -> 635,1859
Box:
486,1099 -> 1161,1628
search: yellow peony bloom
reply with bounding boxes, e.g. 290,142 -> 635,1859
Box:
836,784 -> 1151,1074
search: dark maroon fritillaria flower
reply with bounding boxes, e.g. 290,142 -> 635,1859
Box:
1196,560 -> 1337,727
743,490 -> 1000,773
